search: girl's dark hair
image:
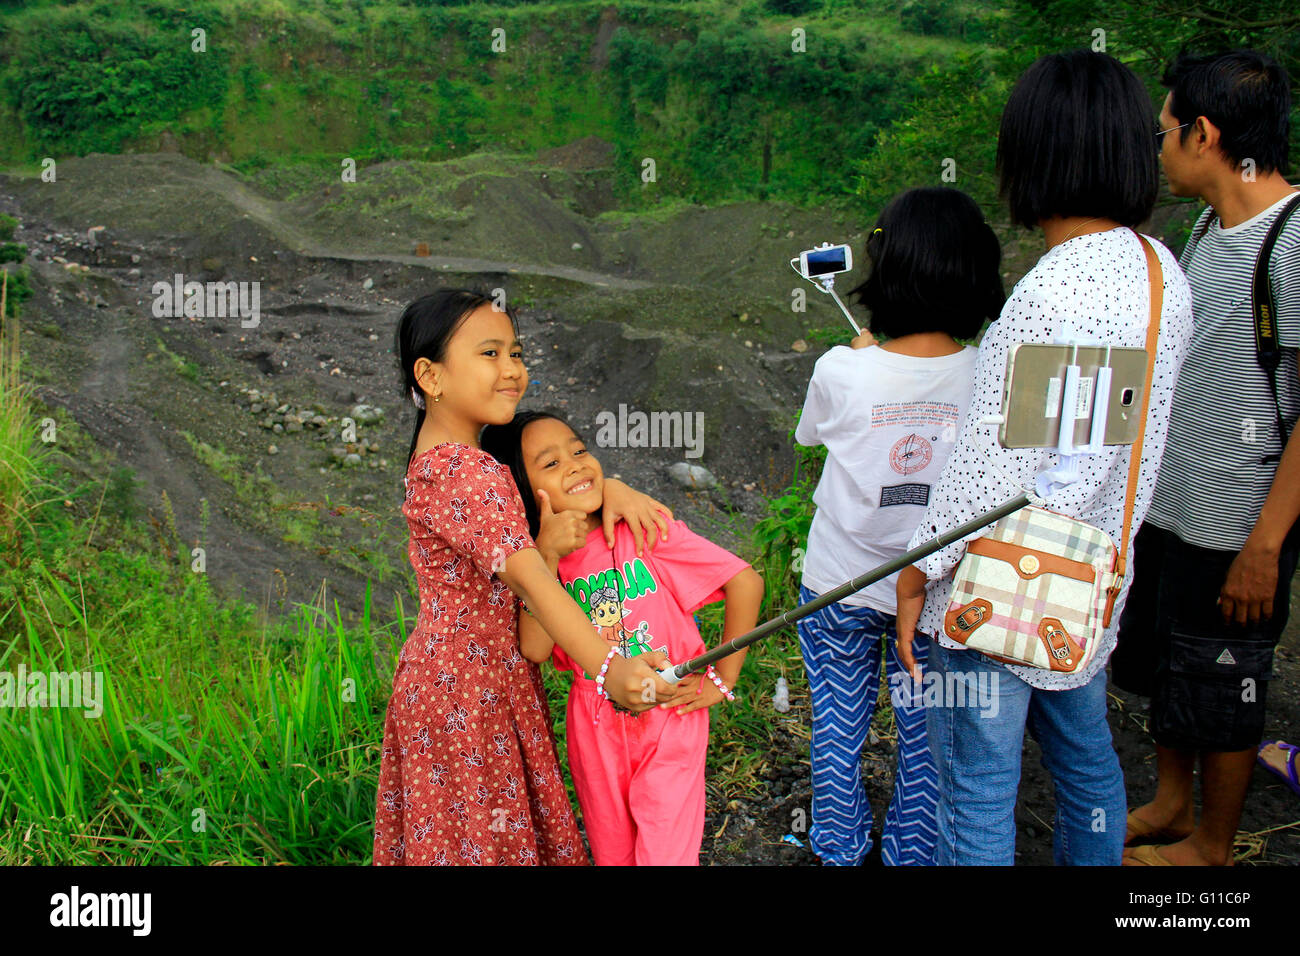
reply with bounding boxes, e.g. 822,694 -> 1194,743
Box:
848,187 -> 1004,340
480,410 -> 581,538
395,287 -> 519,469
1162,49 -> 1291,175
997,50 -> 1159,229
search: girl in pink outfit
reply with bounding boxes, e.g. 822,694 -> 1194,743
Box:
482,412 -> 765,865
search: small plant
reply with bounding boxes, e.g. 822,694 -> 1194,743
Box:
0,271 -> 53,561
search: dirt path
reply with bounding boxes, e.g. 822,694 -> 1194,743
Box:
169,165 -> 658,291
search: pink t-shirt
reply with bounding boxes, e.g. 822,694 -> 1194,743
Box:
551,520 -> 751,683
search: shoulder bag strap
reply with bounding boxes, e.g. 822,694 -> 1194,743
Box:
1105,232 -> 1163,619
1251,191 -> 1300,462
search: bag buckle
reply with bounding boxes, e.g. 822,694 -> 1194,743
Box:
1044,623 -> 1071,660
955,605 -> 986,631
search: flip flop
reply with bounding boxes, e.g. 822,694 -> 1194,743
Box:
1123,844 -> 1173,866
1256,740 -> 1300,798
1125,810 -> 1192,847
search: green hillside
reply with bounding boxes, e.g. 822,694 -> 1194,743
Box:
0,0 -> 998,211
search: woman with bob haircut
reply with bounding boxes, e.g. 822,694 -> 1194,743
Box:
893,50 -> 1196,865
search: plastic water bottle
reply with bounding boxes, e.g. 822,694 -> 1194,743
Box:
772,677 -> 790,713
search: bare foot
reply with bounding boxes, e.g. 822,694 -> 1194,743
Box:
1258,741 -> 1294,780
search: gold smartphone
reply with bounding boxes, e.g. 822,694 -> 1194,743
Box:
999,344 -> 1150,449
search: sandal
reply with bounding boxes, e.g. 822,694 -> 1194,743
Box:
1123,844 -> 1173,866
1125,810 -> 1192,847
1257,740 -> 1300,798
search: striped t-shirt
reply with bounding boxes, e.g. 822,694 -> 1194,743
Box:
1145,192 -> 1300,552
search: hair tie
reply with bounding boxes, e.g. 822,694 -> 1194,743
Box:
411,387 -> 426,410
872,228 -> 883,237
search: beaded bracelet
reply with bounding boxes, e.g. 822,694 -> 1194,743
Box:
593,647 -> 619,700
592,648 -> 621,725
704,665 -> 735,701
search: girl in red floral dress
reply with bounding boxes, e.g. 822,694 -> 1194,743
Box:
373,288 -> 676,866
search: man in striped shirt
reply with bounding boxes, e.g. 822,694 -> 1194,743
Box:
1113,50 -> 1300,866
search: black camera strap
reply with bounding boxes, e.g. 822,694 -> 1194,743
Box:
1250,191 -> 1300,463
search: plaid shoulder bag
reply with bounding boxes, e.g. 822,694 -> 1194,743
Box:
941,232 -> 1163,673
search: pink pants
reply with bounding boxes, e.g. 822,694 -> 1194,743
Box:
566,683 -> 709,866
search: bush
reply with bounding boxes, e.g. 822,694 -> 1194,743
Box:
898,0 -> 946,35
764,0 -> 818,15
0,266 -> 32,313
2,7 -> 229,154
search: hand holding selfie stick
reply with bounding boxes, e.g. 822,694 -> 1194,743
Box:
657,491 -> 1032,684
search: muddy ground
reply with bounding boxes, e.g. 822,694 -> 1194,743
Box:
4,150 -> 1297,866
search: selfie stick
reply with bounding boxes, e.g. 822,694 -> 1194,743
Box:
657,491 -> 1032,684
660,339 -> 1125,684
819,280 -> 863,336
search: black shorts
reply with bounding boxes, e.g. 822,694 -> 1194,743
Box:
1111,522 -> 1299,752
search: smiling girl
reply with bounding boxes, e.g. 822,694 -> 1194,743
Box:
482,411 -> 764,865
373,289 -> 677,866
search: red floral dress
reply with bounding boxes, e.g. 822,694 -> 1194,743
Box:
372,442 -> 588,866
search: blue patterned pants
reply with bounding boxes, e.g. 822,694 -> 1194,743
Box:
796,585 -> 938,866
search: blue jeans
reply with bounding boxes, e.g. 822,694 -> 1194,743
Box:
796,585 -> 938,866
925,641 -> 1126,865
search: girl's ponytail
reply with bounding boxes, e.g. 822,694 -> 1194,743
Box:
406,405 -> 427,472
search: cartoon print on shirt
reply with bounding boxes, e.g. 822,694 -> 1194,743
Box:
587,587 -> 665,659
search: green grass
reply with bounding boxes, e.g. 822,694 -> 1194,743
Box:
0,281 -> 54,564
0,427 -> 400,864
150,338 -> 202,386
0,313 -> 405,861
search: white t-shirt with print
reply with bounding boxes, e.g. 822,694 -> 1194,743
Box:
797,343 -> 979,614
